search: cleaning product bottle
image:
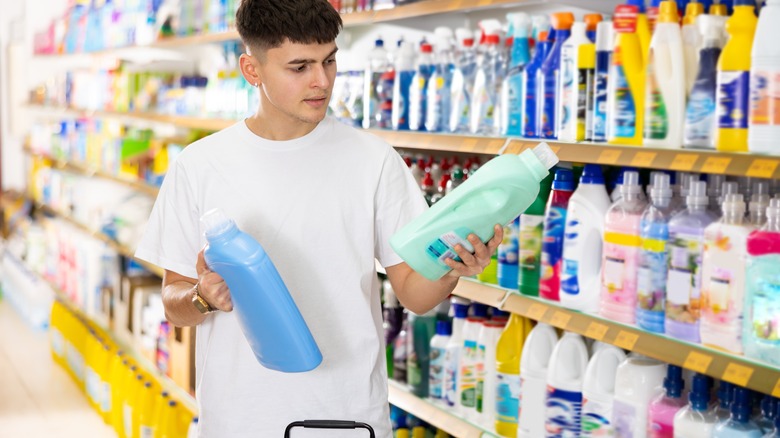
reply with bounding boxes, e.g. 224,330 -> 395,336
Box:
682,1 -> 706,96
749,181 -> 771,227
637,173 -> 674,333
524,27 -> 553,138
540,168 -> 575,302
607,4 -> 647,146
444,299 -> 469,407
560,164 -> 611,313
363,38 -> 390,129
715,0 -> 758,152
201,209 -> 322,372
629,0 -> 653,64
764,401 -> 780,437
744,198 -> 780,366
558,21 -> 596,142
476,319 -> 506,427
710,2 -> 729,17
407,308 -> 438,398
384,280 -> 403,377
471,20 -> 504,136
543,332 -> 589,437
648,0 -> 662,32
600,171 -> 647,324
648,364 -> 687,437
450,28 -> 477,134
585,14 -> 603,42
757,395 -> 779,432
701,193 -> 753,353
498,215 -> 521,289
459,315 -> 487,420
581,345 -> 627,437
519,173 -> 555,297
503,13 -> 532,137
748,0 -> 780,154
714,381 -> 735,421
393,41 -> 416,131
518,323 -> 558,438
495,313 -> 530,437
612,355 -> 667,438
429,320 -> 452,401
592,21 -> 615,142
665,181 -> 715,343
707,174 -> 727,214
426,28 -> 455,133
683,15 -> 726,149
394,311 -> 409,382
409,42 -> 433,132
539,12 -> 575,139
713,387 -> 764,437
644,1 -> 686,148
673,373 -> 718,437
390,143 -> 559,281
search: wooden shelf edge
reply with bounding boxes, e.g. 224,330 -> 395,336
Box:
452,279 -> 780,397
387,380 -> 497,438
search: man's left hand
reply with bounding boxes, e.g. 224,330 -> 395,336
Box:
443,224 -> 504,278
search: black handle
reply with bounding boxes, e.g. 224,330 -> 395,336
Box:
284,420 -> 376,437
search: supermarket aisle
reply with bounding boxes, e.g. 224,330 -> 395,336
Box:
0,300 -> 115,438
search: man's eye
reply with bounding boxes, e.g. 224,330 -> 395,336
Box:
293,65 -> 306,72
325,58 -> 336,65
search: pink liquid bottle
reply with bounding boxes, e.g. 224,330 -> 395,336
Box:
540,168 -> 575,301
647,364 -> 687,437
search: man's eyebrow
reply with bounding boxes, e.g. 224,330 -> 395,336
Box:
287,48 -> 339,65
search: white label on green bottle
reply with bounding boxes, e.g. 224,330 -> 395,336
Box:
426,227 -> 476,265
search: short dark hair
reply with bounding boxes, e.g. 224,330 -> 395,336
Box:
236,0 -> 343,53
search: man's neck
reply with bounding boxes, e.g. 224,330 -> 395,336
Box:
243,111 -> 320,141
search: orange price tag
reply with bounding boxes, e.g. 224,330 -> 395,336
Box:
631,152 -> 657,168
527,303 -> 548,321
598,149 -> 623,165
700,157 -> 732,174
585,322 -> 609,341
550,145 -> 562,155
683,351 -> 713,374
773,379 -> 780,398
669,154 -> 699,171
747,159 -> 780,178
504,142 -> 525,155
614,331 -> 640,350
722,363 -> 754,387
549,312 -> 572,329
461,138 -> 479,152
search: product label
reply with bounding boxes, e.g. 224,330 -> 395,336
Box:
602,231 -> 642,308
749,69 -> 780,126
717,71 -> 750,129
523,69 -> 539,137
544,386 -> 583,437
460,340 -> 478,409
429,346 -> 447,400
426,227 -> 475,267
593,51 -> 612,141
450,69 -> 471,132
644,48 -> 668,140
519,214 -> 545,272
611,399 -> 637,438
506,70 -> 525,136
476,344 -> 486,412
611,52 -> 637,138
124,403 -> 133,438
393,70 -> 413,130
637,236 -> 668,314
102,382 -> 111,413
581,396 -> 614,437
498,216 -> 520,266
559,45 -> 585,137
541,206 -> 568,293
475,73 -> 497,132
708,268 -> 733,313
666,231 -> 703,325
561,212 -> 583,296
613,5 -> 639,33
443,346 -> 460,407
751,272 -> 780,343
140,426 -> 154,438
541,70 -> 560,138
648,418 -> 674,437
685,86 -> 718,144
496,373 -> 521,424
50,328 -> 65,358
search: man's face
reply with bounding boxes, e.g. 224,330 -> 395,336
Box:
253,40 -> 338,126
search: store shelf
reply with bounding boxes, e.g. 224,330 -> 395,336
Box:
452,279 -> 780,398
24,147 -> 161,198
372,0 -> 529,23
387,380 -> 498,438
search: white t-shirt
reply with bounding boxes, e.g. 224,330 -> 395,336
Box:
135,116 -> 427,438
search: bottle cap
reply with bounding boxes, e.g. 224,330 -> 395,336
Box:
767,198 -> 780,221
730,387 -> 754,423
659,1 -> 680,23
553,168 -> 575,191
689,374 -> 713,411
627,0 -> 647,13
718,381 -> 735,408
531,142 -> 560,169
707,174 -> 726,198
651,173 -> 673,200
620,171 -> 642,195
508,12 -> 532,38
580,164 -> 605,185
683,1 -> 705,25
375,38 -> 384,47
585,13 -> 603,31
722,193 -> 747,217
436,320 -> 452,336
663,365 -> 684,398
472,303 -> 488,318
733,0 -> 754,5
571,21 -> 587,37
687,181 -> 710,208
760,395 -> 778,419
710,3 -> 728,15
595,21 -> 615,51
492,309 -> 509,319
201,208 -> 237,239
551,12 -> 575,30
537,31 -> 549,42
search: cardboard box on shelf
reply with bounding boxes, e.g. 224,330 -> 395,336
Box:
169,325 -> 195,395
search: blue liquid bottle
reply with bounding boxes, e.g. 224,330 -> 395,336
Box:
713,387 -> 763,437
539,12 -> 574,139
523,28 -> 553,138
201,209 -> 322,372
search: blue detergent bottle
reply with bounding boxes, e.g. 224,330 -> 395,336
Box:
201,209 -> 322,372
523,26 -> 553,138
539,12 -> 574,139
503,12 -> 532,136
766,401 -> 780,437
713,387 -> 764,437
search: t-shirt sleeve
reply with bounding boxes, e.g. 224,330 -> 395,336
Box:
374,147 -> 428,268
134,159 -> 201,279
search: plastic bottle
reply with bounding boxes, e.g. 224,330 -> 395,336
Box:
637,173 -> 675,333
707,174 -> 727,214
757,396 -> 779,433
427,28 -> 455,133
629,0 -> 653,64
648,365 -> 687,437
713,387 -> 764,437
444,300 -> 469,407
429,320 -> 452,402
450,29 -> 478,133
363,38 -> 390,129
471,20 -> 504,136
476,319 -> 506,427
700,193 -> 753,353
560,164 -> 611,312
201,209 -> 322,372
684,15 -> 726,149
391,143 -> 559,281
558,22 -> 596,142
682,1 -> 705,96
612,355 -> 667,438
665,181 -> 716,343
393,41 -> 417,131
743,198 -> 780,366
715,0 -> 758,153
540,168 -> 575,302
748,0 -> 780,154
410,42 -> 434,132
544,332 -> 589,437
644,1 -> 686,148
519,173 -> 555,297
498,214 -> 521,289
581,345 -> 627,437
749,182 -> 771,227
518,323 -> 558,438
524,29 -> 553,138
407,308 -> 438,398
673,373 -> 718,437
600,171 -> 647,324
710,2 -> 729,17
592,21 -> 615,142
394,311 -> 410,383
539,12 -> 575,139
494,313 -> 531,437
607,5 -> 647,146
714,381 -> 736,421
459,315 -> 487,420
585,14 -> 603,42
384,280 -> 403,377
503,13 -> 532,137
765,402 -> 780,437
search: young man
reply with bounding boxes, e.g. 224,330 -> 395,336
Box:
135,0 -> 502,436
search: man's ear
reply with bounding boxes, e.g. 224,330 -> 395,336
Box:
239,53 -> 262,87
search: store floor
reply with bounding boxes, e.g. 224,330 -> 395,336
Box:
0,299 -> 115,438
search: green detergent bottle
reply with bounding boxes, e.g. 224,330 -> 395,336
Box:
519,172 -> 555,296
391,144 -> 559,281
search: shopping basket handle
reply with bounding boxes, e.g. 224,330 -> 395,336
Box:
284,420 -> 376,437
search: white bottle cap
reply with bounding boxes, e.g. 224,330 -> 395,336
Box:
531,142 -> 560,169
620,171 -> 642,195
767,198 -> 780,220
201,208 -> 236,238
595,21 -> 614,52
571,21 -> 587,38
722,193 -> 746,217
651,173 -> 673,200
687,181 -> 710,208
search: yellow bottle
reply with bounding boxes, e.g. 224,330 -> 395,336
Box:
112,360 -> 133,437
106,351 -> 125,425
627,0 -> 652,63
136,381 -> 158,438
607,5 -> 646,146
124,374 -> 144,438
710,3 -> 728,16
83,331 -> 100,411
156,399 -> 176,438
715,0 -> 758,152
494,313 -> 531,437
49,301 -> 67,367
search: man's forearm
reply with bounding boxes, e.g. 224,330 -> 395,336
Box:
397,270 -> 460,315
163,280 -> 208,327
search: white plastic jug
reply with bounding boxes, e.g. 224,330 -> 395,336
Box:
581,345 -> 627,437
612,354 -> 667,438
544,332 -> 590,436
518,323 -> 559,438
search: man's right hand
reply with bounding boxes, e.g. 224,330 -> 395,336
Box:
196,249 -> 233,312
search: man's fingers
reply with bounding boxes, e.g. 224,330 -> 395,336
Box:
196,248 -> 209,275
